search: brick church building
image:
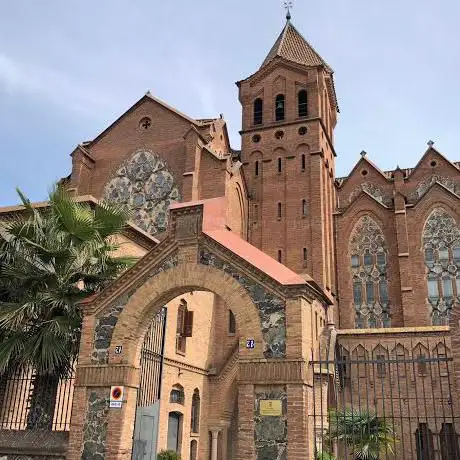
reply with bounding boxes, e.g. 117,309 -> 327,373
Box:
1,11 -> 460,460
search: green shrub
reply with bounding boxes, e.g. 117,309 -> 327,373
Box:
157,450 -> 181,460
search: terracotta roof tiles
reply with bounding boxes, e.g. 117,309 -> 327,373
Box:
261,20 -> 332,72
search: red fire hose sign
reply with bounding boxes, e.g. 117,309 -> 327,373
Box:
110,386 -> 124,408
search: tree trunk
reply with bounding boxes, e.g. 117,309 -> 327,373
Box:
26,374 -> 59,430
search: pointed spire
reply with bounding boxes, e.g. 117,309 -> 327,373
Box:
260,18 -> 332,72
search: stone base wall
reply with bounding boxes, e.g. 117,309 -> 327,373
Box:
0,431 -> 68,459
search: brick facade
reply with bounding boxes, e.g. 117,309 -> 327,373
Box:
2,13 -> 460,460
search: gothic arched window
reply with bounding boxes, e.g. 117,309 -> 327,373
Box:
298,90 -> 308,117
275,94 -> 285,121
170,384 -> 185,405
253,98 -> 263,125
422,208 -> 460,325
190,389 -> 200,433
349,216 -> 391,328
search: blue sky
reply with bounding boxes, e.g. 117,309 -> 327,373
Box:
1,0 -> 459,205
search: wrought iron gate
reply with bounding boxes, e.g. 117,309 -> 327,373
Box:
132,307 -> 167,460
310,337 -> 460,459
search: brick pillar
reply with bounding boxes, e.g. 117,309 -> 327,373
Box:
236,383 -> 255,460
287,384 -> 310,459
67,365 -> 139,460
393,168 -> 412,326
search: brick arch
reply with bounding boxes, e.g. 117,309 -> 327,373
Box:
110,262 -> 265,366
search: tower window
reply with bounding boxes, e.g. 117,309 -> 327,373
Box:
298,90 -> 308,117
278,157 -> 282,173
277,202 -> 282,219
301,154 -> 306,171
255,160 -> 259,177
253,98 -> 263,125
302,199 -> 308,216
275,94 -> 285,121
228,310 -> 236,334
303,247 -> 308,265
277,249 -> 282,263
254,204 -> 259,222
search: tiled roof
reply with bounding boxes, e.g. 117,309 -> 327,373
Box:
261,20 -> 333,72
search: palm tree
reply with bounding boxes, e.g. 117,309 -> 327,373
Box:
0,186 -> 136,429
322,408 -> 397,460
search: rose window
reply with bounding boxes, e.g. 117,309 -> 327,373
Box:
104,150 -> 180,235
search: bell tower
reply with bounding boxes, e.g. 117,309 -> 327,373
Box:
237,12 -> 339,295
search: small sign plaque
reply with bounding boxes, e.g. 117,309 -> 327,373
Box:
259,400 -> 282,416
114,345 -> 123,355
246,339 -> 255,349
110,386 -> 124,408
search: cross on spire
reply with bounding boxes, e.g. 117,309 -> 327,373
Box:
283,1 -> 293,21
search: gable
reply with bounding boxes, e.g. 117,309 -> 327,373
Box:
407,147 -> 460,181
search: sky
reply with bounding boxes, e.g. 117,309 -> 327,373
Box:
0,0 -> 459,205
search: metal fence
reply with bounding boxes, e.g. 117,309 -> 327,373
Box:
310,337 -> 460,460
0,368 -> 74,431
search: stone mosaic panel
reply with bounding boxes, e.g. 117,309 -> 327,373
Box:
254,386 -> 287,460
199,250 -> 285,358
81,390 -> 109,460
410,175 -> 460,202
349,216 -> 391,328
104,150 -> 181,235
348,182 -> 392,207
92,254 -> 178,363
422,208 -> 460,325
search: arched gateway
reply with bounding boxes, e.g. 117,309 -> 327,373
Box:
67,199 -> 331,460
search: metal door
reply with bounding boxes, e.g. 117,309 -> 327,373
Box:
132,308 -> 167,460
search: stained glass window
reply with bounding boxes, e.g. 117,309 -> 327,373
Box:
422,208 -> 460,325
349,216 -> 391,328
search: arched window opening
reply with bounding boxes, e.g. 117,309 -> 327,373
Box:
303,247 -> 307,262
253,98 -> 263,125
255,160 -> 259,177
422,209 -> 460,325
301,154 -> 306,171
275,94 -> 285,121
353,345 -> 368,378
394,344 -> 407,377
167,411 -> 183,453
228,310 -> 236,334
414,344 -> 429,376
170,385 -> 185,405
176,300 -> 193,354
278,157 -> 282,173
415,423 -> 434,460
372,345 -> 388,378
277,249 -> 282,263
191,389 -> 200,434
440,423 -> 460,459
190,440 -> 198,460
350,216 -> 391,328
277,202 -> 282,219
302,199 -> 308,217
298,90 -> 308,117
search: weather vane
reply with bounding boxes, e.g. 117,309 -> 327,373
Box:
284,1 -> 293,21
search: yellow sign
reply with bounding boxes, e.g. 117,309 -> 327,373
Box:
259,399 -> 282,416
